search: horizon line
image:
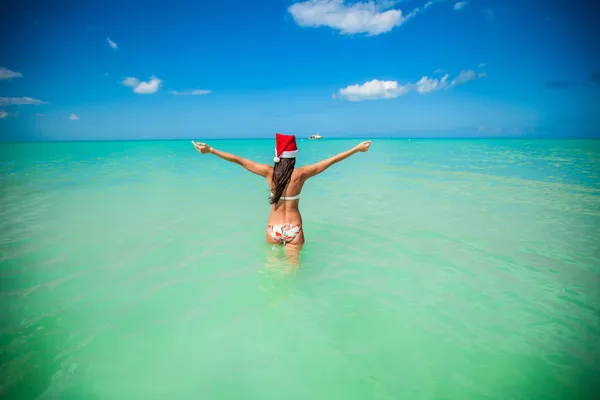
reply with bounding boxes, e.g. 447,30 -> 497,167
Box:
2,136 -> 600,144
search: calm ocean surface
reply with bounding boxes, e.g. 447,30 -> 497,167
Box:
1,139 -> 599,399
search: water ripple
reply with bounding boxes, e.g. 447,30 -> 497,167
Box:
1,139 -> 599,399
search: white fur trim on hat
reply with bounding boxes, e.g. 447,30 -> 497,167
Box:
279,150 -> 298,158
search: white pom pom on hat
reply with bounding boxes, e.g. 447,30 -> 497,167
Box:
273,156 -> 281,163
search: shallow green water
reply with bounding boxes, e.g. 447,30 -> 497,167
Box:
1,139 -> 599,399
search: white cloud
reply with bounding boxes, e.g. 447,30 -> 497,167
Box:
133,76 -> 162,94
288,0 -> 435,36
453,1 -> 467,10
107,37 -> 118,49
170,89 -> 212,96
0,67 -> 23,80
69,113 -> 80,121
335,67 -> 486,101
478,63 -> 486,68
335,79 -> 410,101
121,76 -> 162,94
0,97 -> 47,105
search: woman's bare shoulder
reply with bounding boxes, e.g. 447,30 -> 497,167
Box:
294,166 -> 308,176
290,167 -> 303,179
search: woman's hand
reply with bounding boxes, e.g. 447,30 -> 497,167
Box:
354,141 -> 372,152
192,141 -> 212,155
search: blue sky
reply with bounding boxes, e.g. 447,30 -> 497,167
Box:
0,0 -> 599,141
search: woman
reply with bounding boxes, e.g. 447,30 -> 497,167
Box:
192,133 -> 371,260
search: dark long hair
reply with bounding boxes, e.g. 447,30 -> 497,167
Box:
269,157 -> 296,205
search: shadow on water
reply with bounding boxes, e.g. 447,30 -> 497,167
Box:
256,244 -> 303,305
255,241 -> 327,305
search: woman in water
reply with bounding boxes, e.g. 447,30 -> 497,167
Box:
192,133 -> 371,261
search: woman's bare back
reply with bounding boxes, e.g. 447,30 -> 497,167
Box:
266,167 -> 306,226
191,138 -> 371,249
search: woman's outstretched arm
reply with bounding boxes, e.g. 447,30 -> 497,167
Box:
300,141 -> 371,180
192,141 -> 271,178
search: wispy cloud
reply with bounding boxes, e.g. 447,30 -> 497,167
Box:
478,63 -> 486,68
450,69 -> 486,87
335,67 -> 486,101
170,89 -> 212,96
122,77 -> 139,87
0,67 -> 23,80
121,76 -> 163,94
107,37 -> 118,50
543,80 -> 576,90
486,8 -> 495,22
69,113 -> 80,121
36,113 -> 45,117
288,0 -> 436,36
415,74 -> 451,93
477,126 -> 504,135
453,2 -> 467,11
0,110 -> 19,119
0,97 -> 47,105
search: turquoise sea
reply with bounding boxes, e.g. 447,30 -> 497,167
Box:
1,138 -> 599,399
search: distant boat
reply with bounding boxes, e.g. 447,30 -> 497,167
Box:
309,134 -> 322,140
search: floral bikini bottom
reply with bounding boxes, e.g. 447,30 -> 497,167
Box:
267,224 -> 302,245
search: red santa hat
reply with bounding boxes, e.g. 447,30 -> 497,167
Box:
273,133 -> 298,163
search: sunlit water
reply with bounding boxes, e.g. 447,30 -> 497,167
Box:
1,139 -> 599,399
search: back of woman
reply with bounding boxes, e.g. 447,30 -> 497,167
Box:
270,168 -> 304,211
192,133 -> 371,264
